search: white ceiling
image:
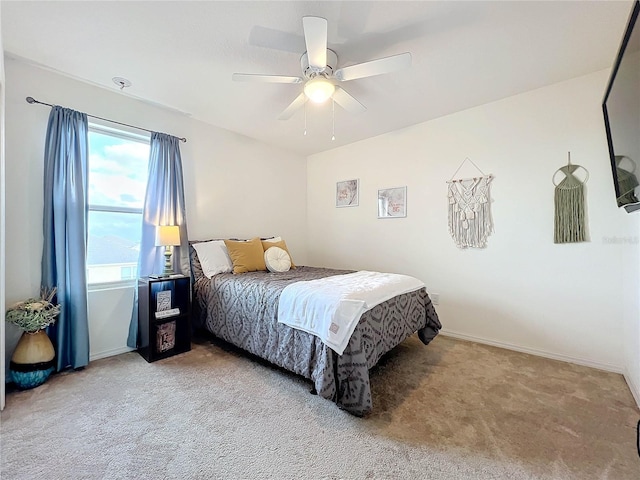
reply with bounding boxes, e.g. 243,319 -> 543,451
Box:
1,1 -> 634,156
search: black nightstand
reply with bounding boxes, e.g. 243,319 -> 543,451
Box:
137,275 -> 191,362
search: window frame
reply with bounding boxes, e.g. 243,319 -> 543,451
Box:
86,123 -> 150,289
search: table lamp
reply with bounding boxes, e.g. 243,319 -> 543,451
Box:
155,225 -> 181,276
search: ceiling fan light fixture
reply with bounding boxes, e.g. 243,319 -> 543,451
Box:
304,77 -> 335,103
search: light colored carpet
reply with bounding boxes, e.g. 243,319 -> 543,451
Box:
1,334 -> 639,479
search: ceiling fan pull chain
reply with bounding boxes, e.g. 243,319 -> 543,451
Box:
304,100 -> 307,136
332,98 -> 336,141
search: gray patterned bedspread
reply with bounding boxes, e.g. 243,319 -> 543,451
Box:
191,255 -> 441,416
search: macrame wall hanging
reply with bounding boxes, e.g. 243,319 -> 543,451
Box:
447,158 -> 494,249
553,152 -> 589,244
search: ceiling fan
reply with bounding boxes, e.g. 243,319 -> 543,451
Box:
232,16 -> 412,120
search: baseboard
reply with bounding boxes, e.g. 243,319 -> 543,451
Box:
90,346 -> 134,362
440,329 -> 624,374
4,348 -> 134,384
623,372 -> 640,409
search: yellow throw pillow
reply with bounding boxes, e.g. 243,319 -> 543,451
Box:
261,239 -> 296,268
224,238 -> 267,274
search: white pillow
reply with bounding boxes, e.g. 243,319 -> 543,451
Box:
264,246 -> 291,273
192,240 -> 233,278
262,236 -> 282,244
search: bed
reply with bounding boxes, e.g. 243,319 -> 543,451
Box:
190,244 -> 441,416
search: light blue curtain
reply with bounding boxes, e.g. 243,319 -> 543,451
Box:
127,133 -> 189,348
41,106 -> 90,371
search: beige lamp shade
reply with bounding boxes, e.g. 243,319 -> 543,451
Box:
155,225 -> 181,247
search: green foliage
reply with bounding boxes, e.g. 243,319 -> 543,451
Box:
6,288 -> 60,333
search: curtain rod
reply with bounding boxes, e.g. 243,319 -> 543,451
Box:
25,96 -> 187,143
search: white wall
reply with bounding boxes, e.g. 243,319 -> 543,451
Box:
4,57 -> 307,368
308,70 -> 640,377
622,238 -> 640,406
1,6 -> 7,407
5,56 -> 639,406
608,49 -> 640,405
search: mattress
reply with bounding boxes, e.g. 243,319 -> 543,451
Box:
190,250 -> 441,415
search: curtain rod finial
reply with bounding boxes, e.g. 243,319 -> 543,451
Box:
26,96 -> 36,104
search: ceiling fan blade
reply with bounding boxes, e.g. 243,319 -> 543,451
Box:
303,16 -> 328,71
232,73 -> 303,84
332,86 -> 366,114
278,93 -> 307,120
334,52 -> 412,81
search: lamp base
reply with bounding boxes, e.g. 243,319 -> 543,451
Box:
163,246 -> 173,275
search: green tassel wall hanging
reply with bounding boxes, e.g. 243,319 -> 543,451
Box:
553,152 -> 589,244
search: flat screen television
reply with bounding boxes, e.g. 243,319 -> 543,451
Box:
603,0 -> 640,213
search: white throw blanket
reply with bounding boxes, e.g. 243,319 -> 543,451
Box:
277,271 -> 425,355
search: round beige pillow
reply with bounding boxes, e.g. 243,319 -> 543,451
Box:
264,246 -> 291,273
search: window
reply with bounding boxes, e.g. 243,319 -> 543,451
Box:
87,125 -> 150,284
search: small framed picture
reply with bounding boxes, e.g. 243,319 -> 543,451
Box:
377,186 -> 407,218
156,290 -> 171,312
336,179 -> 359,207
